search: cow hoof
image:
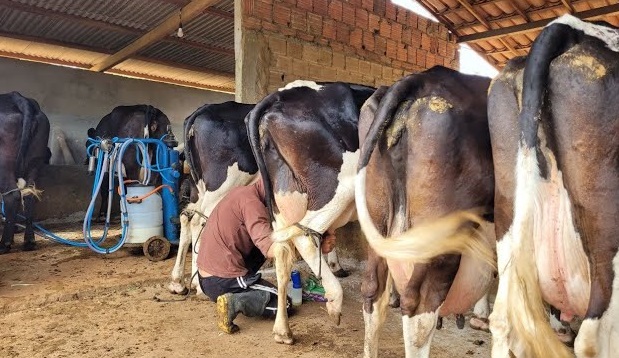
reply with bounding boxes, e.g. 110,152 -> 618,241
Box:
456,314 -> 465,329
23,242 -> 37,251
329,312 -> 341,326
388,295 -> 400,309
332,269 -> 349,278
555,328 -> 575,347
273,333 -> 294,345
0,244 -> 11,254
469,315 -> 490,333
168,282 -> 188,295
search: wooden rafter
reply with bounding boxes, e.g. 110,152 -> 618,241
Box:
158,0 -> 234,20
560,0 -> 576,14
505,0 -> 530,22
458,3 -> 619,43
90,0 -> 220,72
438,0 -> 592,18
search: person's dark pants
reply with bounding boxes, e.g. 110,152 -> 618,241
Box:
199,272 -> 284,317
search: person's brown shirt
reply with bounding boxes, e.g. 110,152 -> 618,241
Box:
197,179 -> 273,278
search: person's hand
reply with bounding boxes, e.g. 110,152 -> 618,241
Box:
321,231 -> 336,254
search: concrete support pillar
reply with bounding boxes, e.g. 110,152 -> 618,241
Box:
234,0 -> 271,104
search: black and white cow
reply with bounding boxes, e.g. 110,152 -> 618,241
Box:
168,101 -> 258,295
487,15 -> 619,358
246,80 -> 376,344
86,105 -> 171,221
168,100 -> 352,296
0,92 -> 50,253
355,66 -> 496,357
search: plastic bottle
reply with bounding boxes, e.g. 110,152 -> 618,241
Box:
288,270 -> 303,306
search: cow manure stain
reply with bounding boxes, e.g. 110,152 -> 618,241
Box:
428,96 -> 453,114
558,52 -> 606,80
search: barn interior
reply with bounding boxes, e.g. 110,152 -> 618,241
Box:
0,0 -> 617,356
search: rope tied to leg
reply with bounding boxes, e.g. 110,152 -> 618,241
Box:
293,223 -> 324,280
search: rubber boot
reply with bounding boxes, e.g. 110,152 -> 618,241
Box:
216,290 -> 270,334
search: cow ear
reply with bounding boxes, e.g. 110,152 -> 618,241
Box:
87,128 -> 96,138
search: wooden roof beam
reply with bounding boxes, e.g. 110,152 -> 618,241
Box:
158,0 -> 234,19
458,3 -> 619,43
561,0 -> 576,14
90,0 -> 219,72
505,0 -> 530,22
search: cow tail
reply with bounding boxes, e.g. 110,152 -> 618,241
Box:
355,75 -> 495,268
183,106 -> 203,186
11,92 -> 35,181
507,20 -> 581,358
245,95 -> 276,224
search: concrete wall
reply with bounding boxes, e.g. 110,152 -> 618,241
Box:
0,57 -> 234,164
236,0 -> 459,101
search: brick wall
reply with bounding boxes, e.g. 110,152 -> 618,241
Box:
240,0 -> 459,93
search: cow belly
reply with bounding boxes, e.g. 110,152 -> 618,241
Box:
533,159 -> 590,320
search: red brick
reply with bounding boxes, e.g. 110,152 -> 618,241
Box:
331,41 -> 344,52
385,1 -> 396,20
313,0 -> 328,16
386,39 -> 397,59
319,48 -> 333,65
262,20 -> 279,32
321,66 -> 337,80
407,46 -> 416,64
379,20 -> 391,37
421,33 -> 431,51
336,22 -> 350,43
323,19 -> 336,40
368,14 -> 380,34
397,43 -> 407,62
342,2 -> 355,26
269,70 -> 284,88
303,44 -> 321,63
361,0 -> 373,11
371,62 -> 382,77
391,22 -> 402,40
355,8 -> 368,29
350,27 -> 363,49
373,0 -> 385,17
411,29 -> 422,48
243,0 -> 254,16
375,36 -> 387,56
292,59 -> 309,78
287,41 -> 303,59
396,7 -> 407,25
426,52 -> 435,68
297,0 -> 312,11
345,56 -> 359,72
348,0 -> 361,7
308,13 -> 323,36
430,37 -> 438,54
328,0 -> 343,22
438,40 -> 447,57
269,36 -> 287,55
280,26 -> 296,36
281,0 -> 296,5
358,59 -> 371,74
446,43 -> 457,59
244,16 -> 261,30
362,30 -> 375,51
273,4 -> 291,26
254,0 -> 273,22
333,52 -> 345,69
274,55 -> 293,73
382,66 -> 392,79
408,13 -> 417,28
290,8 -> 306,31
297,32 -> 314,41
439,26 -> 449,41
308,63 -> 324,80
417,17 -> 428,31
402,62 -> 415,72
416,49 -> 426,67
401,27 -> 412,45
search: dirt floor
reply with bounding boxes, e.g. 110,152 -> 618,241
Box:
0,223 -> 492,358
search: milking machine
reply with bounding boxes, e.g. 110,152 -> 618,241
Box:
3,126 -> 182,261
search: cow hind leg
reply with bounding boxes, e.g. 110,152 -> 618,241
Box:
168,211 -> 191,295
362,251 -> 390,358
470,293 -> 490,332
326,249 -> 349,277
0,191 -> 20,254
190,217 -> 205,295
402,310 -> 439,358
489,236 -> 512,358
574,252 -> 619,358
272,241 -> 295,344
22,194 -> 36,251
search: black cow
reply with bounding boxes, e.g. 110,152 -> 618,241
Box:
0,92 -> 50,253
246,80 -> 375,344
86,105 -> 171,221
488,15 -> 619,358
355,66 -> 495,357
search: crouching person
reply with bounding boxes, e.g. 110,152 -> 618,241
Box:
197,177 -> 335,334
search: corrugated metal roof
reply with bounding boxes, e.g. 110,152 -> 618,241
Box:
0,0 -> 235,92
416,0 -> 619,68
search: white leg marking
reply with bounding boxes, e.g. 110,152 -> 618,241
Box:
168,209 -> 193,294
402,310 -> 439,358
363,276 -> 392,358
490,235 -> 512,358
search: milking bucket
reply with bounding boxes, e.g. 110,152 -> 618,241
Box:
125,185 -> 164,244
